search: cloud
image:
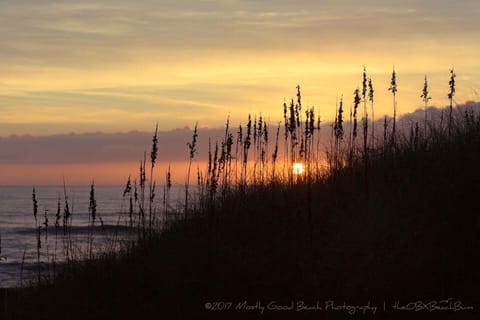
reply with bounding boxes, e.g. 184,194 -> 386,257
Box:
1,0 -> 479,138
0,127 -> 228,164
2,0 -> 479,68
2,102 -> 478,165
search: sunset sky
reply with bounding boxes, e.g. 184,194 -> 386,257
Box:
1,0 -> 480,184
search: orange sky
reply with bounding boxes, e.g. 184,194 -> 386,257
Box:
0,162 -> 191,186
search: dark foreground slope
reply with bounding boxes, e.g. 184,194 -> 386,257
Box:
2,123 -> 480,320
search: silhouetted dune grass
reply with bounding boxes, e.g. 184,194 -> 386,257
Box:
2,70 -> 480,319
3,111 -> 479,320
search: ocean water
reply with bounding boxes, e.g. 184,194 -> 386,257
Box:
0,185 -> 185,288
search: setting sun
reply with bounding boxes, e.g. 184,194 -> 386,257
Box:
293,162 -> 305,175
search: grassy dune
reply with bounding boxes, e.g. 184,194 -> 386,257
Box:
1,111 -> 478,319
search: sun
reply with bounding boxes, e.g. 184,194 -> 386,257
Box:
292,162 -> 305,175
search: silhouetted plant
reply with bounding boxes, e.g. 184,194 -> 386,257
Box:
243,115 -> 252,185
271,122 -> 281,179
43,208 -> 50,279
353,89 -> 361,137
361,66 -> 369,162
88,182 -> 97,260
448,68 -> 456,137
388,66 -> 398,147
149,124 -> 159,230
32,188 -> 41,282
421,75 -> 432,141
368,77 -> 375,149
123,176 -> 134,228
185,122 -> 198,221
333,96 -> 344,170
52,197 -> 61,277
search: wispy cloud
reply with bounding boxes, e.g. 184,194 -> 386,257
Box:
1,0 -> 479,136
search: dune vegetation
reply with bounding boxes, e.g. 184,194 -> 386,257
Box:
1,68 -> 479,319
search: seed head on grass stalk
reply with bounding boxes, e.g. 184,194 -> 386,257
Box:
61,181 -> 72,262
334,97 -> 344,170
88,182 -> 97,259
185,122 -> 198,222
243,115 -> 252,185
263,120 -> 269,145
89,182 -> 97,224
362,66 -> 368,101
207,138 -> 212,180
123,176 -> 132,197
282,100 -> 290,177
149,125 -> 159,231
151,123 -> 159,169
353,88 -> 361,139
55,198 -> 61,229
257,115 -> 262,147
310,109 -> 315,136
220,117 -> 231,186
235,124 -> 243,183
226,132 -> 234,184
349,88 -> 361,167
289,98 -> 298,164
210,142 -> 219,201
448,68 -> 456,137
388,66 -> 398,147
164,165 -> 172,224
304,108 -> 315,166
32,188 -> 38,226
257,114 -> 268,183
253,116 -> 257,157
361,66 -> 369,162
187,123 -> 198,160
296,85 -> 302,127
272,122 -> 280,178
32,188 -> 44,281
304,111 -> 309,157
123,177 -> 134,228
197,165 -> 202,188
361,68 -> 368,134
334,97 -> 344,140
32,189 -> 42,282
421,75 -> 432,141
167,165 -> 172,189
129,195 -> 134,229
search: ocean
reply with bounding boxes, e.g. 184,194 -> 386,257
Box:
0,185 -> 185,288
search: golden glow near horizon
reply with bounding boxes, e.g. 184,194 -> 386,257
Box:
0,1 -> 479,137
293,163 -> 305,176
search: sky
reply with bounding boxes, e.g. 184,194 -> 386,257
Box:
1,0 -> 480,184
